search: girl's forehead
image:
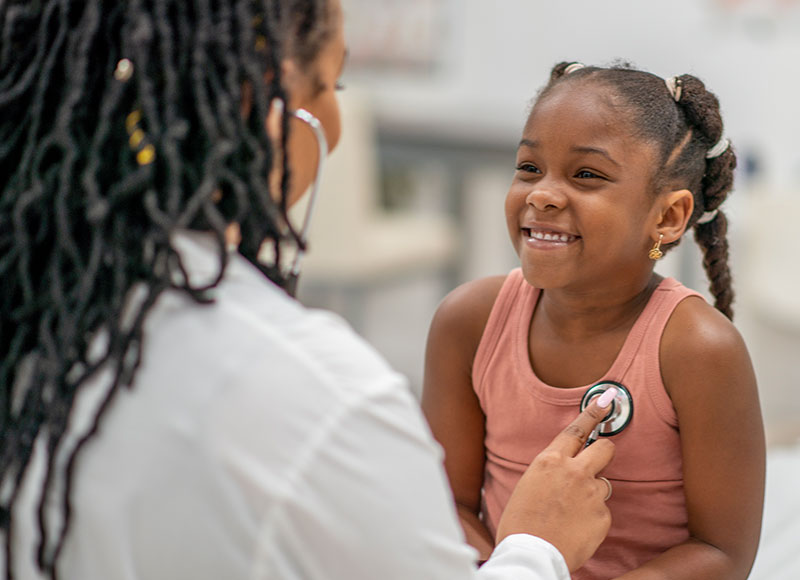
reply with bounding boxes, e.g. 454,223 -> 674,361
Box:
527,82 -> 630,134
523,81 -> 659,169
526,82 -> 654,148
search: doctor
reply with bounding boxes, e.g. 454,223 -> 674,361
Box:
0,0 -> 614,578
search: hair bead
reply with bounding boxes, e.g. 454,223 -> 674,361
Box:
705,137 -> 729,159
696,210 -> 719,225
114,58 -> 134,82
564,62 -> 585,75
664,76 -> 682,102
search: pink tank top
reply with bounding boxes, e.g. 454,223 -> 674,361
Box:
473,269 -> 702,579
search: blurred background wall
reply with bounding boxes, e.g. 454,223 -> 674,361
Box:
294,0 -> 800,448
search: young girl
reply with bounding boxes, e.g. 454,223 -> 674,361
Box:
422,62 -> 765,579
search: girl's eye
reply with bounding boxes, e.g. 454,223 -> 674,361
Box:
515,163 -> 540,174
576,169 -> 601,179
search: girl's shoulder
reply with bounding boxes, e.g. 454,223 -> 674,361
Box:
429,275 -> 508,355
662,295 -> 748,361
660,293 -> 754,396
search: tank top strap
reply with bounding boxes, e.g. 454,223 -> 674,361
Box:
473,268 -> 538,398
607,277 -> 703,380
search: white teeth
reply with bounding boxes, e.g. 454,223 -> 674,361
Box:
527,230 -> 573,243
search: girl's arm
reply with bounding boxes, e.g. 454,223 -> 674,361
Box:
615,297 -> 766,580
421,276 -> 506,563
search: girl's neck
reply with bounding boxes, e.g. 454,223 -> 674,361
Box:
535,272 -> 663,340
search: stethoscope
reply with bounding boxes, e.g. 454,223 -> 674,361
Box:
283,108 -> 328,297
580,381 -> 634,447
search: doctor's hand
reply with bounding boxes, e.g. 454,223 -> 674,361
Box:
494,393 -> 617,572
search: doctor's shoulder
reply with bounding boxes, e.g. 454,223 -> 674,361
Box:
659,294 -> 757,408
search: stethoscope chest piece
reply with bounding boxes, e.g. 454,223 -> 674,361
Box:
580,381 -> 633,437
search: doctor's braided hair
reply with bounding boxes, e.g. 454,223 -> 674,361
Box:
0,0 -> 332,578
541,62 -> 737,319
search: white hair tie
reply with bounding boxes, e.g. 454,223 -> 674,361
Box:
705,137 -> 730,159
696,210 -> 719,225
665,76 -> 682,102
564,62 -> 585,75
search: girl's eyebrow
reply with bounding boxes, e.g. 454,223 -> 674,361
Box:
517,139 -> 621,168
571,145 -> 621,167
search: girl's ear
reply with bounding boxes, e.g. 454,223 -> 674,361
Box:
654,189 -> 694,244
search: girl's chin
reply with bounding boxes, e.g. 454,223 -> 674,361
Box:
518,264 -> 572,290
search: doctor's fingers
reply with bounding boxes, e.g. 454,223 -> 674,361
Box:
575,438 -> 616,476
545,401 -> 614,458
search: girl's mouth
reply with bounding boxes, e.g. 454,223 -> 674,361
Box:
522,227 -> 580,243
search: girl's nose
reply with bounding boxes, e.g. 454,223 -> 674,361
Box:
526,185 -> 567,212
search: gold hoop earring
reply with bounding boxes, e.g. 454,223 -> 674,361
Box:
648,234 -> 664,261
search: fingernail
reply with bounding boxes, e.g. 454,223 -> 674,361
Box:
597,387 -> 618,408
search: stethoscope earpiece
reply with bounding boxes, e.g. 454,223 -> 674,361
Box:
580,381 -> 633,438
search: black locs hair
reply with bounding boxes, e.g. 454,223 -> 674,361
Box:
0,0 -> 330,578
543,62 -> 737,320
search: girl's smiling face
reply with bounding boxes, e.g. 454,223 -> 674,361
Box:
506,81 -> 662,292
